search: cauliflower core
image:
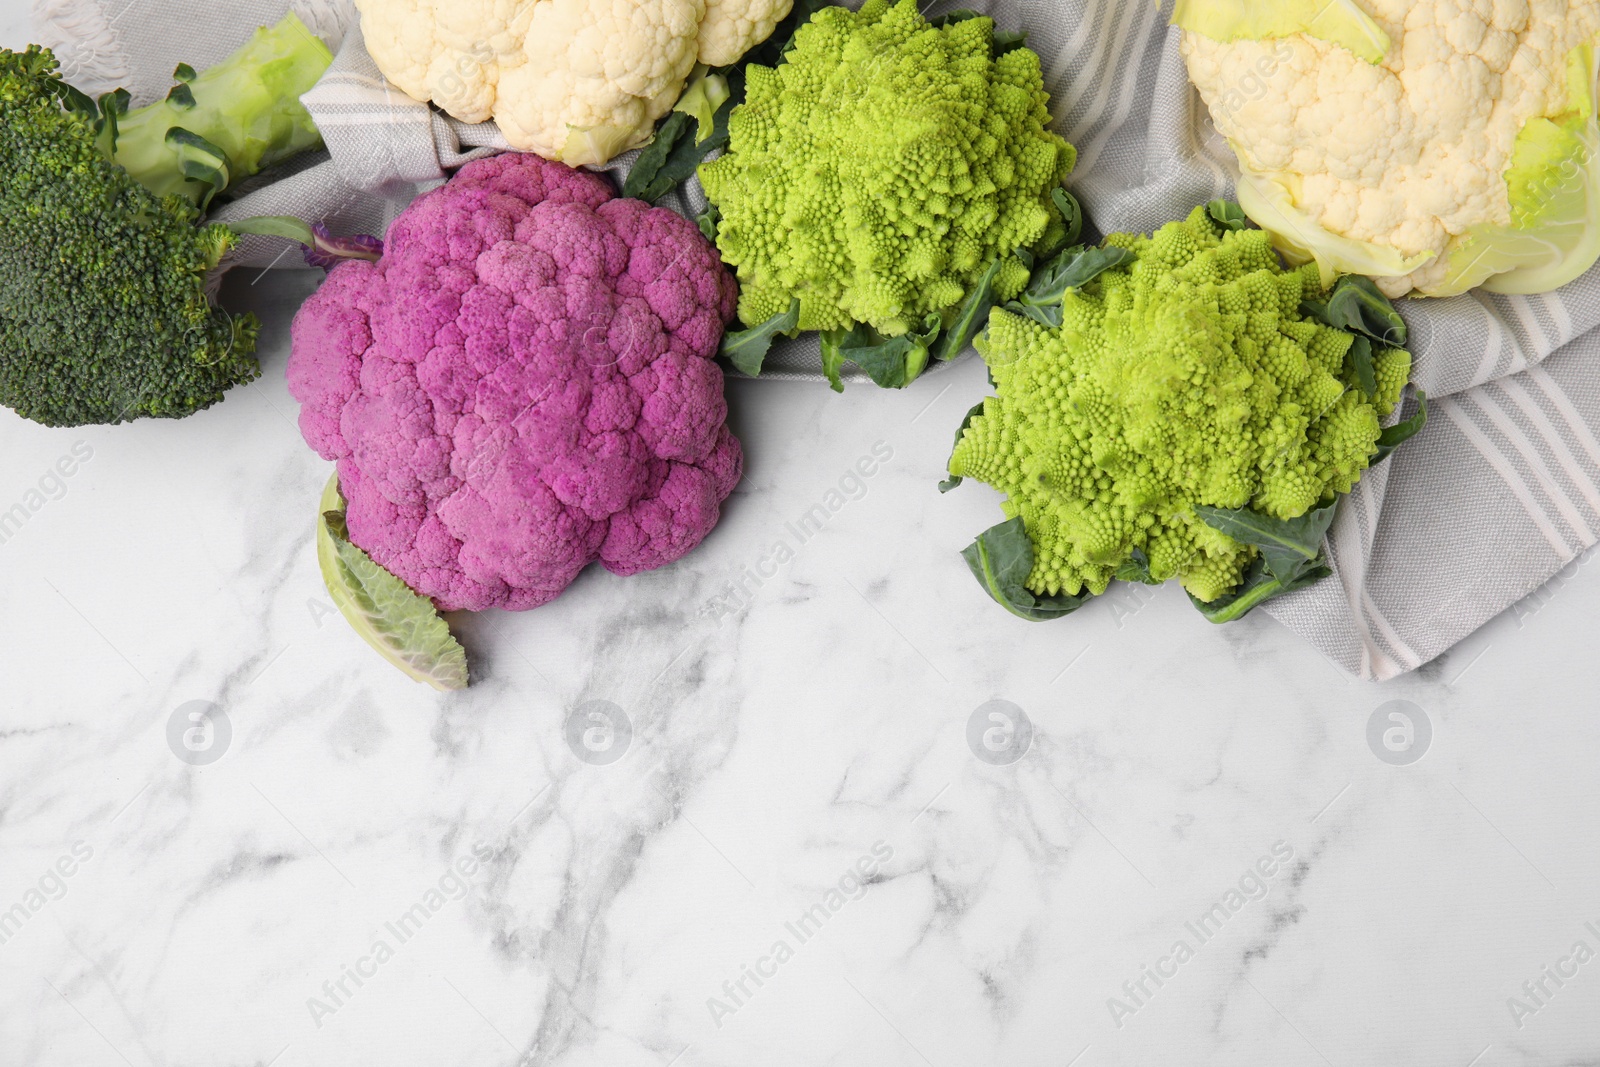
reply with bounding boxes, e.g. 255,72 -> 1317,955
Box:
355,0 -> 794,165
288,154 -> 742,612
1182,0 -> 1600,297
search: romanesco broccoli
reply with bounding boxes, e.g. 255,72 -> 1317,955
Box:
948,205 -> 1410,604
698,0 -> 1076,338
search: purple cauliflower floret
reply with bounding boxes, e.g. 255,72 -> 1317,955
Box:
287,153 -> 742,612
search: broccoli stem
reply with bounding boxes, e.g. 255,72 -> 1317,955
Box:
227,215 -> 384,268
109,13 -> 331,207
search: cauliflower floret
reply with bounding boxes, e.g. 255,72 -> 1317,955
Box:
698,0 -> 793,64
1179,0 -> 1600,297
353,0 -> 794,164
287,154 -> 742,612
948,207 -> 1405,602
496,0 -> 704,165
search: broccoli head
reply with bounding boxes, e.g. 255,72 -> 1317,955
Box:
699,0 -> 1077,337
949,206 -> 1411,603
0,14 -> 332,427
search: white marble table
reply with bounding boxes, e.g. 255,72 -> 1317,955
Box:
6,10 -> 1600,1064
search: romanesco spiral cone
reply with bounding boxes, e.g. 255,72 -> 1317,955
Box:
698,0 -> 1076,335
949,206 -> 1409,602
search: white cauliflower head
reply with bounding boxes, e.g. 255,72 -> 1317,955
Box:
697,0 -> 795,64
1178,0 -> 1600,297
354,0 -> 793,165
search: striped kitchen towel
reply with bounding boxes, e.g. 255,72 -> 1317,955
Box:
32,0 -> 1600,678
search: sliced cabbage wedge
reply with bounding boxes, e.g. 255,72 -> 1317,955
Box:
316,473 -> 469,691
1234,169 -> 1433,289
1170,0 -> 1390,63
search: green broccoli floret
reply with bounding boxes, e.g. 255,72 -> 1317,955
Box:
949,206 -> 1410,604
699,0 -> 1077,338
0,14 -> 332,427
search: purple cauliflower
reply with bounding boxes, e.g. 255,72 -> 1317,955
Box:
287,153 -> 742,612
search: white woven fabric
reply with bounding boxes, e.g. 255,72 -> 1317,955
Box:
32,0 -> 1600,677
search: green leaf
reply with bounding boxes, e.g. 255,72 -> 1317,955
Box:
625,53 -> 740,203
927,9 -> 982,27
316,474 -> 468,691
229,216 -> 384,268
1188,556 -> 1332,624
931,257 -> 1002,363
674,66 -> 731,143
94,89 -> 129,154
172,62 -> 197,82
1373,387 -> 1428,463
961,517 -> 1096,620
818,324 -> 862,393
904,316 -> 943,384
939,400 -> 988,492
1114,547 -> 1160,585
1301,274 -> 1408,347
225,214 -> 316,244
1005,299 -> 1063,329
836,315 -> 941,389
166,83 -> 196,109
1347,333 -> 1378,396
165,126 -> 230,209
56,80 -> 97,118
1053,187 -> 1084,248
1021,245 -> 1135,308
1194,502 -> 1338,583
1207,199 -> 1250,231
696,202 -> 720,243
721,298 -> 800,377
622,112 -> 695,202
992,28 -> 1028,55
